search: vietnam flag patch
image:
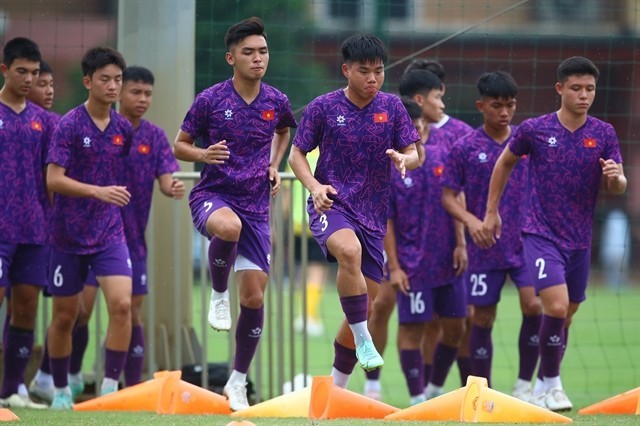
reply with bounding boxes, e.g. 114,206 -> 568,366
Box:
31,121 -> 43,131
433,164 -> 444,177
583,138 -> 597,148
137,144 -> 150,154
113,134 -> 124,145
373,112 -> 388,123
261,110 -> 275,120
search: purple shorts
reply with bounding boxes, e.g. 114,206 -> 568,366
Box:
86,259 -> 148,295
467,264 -> 532,307
522,233 -> 590,303
0,243 -> 48,288
309,209 -> 384,284
397,275 -> 467,324
191,195 -> 271,273
48,243 -> 132,296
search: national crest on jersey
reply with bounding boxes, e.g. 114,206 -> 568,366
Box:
583,137 -> 597,148
31,121 -> 43,131
373,112 -> 388,123
137,143 -> 151,154
113,134 -> 124,146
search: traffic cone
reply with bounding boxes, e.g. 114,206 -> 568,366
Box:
578,387 -> 640,415
164,379 -> 231,415
461,383 -> 572,423
73,370 -> 179,412
385,374 -> 488,421
0,409 -> 19,422
231,386 -> 311,418
308,376 -> 399,419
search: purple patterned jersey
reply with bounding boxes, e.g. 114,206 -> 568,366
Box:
434,115 -> 473,150
47,105 -> 133,254
122,120 -> 180,260
293,89 -> 419,238
509,113 -> 623,249
389,132 -> 457,288
181,79 -> 297,220
0,101 -> 51,244
443,126 -> 527,270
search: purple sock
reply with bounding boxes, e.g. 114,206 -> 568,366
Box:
233,305 -> 264,373
561,327 -> 569,361
518,314 -> 541,380
423,364 -> 432,386
456,356 -> 472,386
104,348 -> 127,381
470,325 -> 493,386
1,326 -> 34,397
69,324 -> 89,374
539,315 -> 565,378
50,357 -> 70,388
124,325 -> 145,387
333,340 -> 357,375
40,332 -> 51,374
208,237 -> 238,293
400,349 -> 423,396
366,369 -> 381,380
339,294 -> 368,324
430,343 -> 458,387
2,314 -> 9,352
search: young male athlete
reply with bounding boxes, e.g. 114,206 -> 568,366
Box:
289,33 -> 420,390
482,57 -> 626,412
442,71 -> 541,399
173,17 -> 296,411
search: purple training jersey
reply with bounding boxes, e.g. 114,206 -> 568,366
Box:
433,114 -> 473,151
122,120 -> 180,261
0,101 -> 52,245
509,113 -> 622,249
389,134 -> 458,288
443,126 -> 528,270
47,105 -> 133,254
181,79 -> 297,220
293,89 -> 419,238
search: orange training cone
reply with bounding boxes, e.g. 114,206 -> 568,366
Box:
0,409 -> 19,422
578,387 -> 640,415
231,386 -> 311,418
461,383 -> 572,423
308,375 -> 399,419
73,370 -> 179,412
164,379 -> 231,415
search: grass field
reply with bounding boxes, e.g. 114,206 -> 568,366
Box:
60,273 -> 639,426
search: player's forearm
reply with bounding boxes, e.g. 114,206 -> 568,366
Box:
270,128 -> 291,169
288,147 -> 320,193
401,144 -> 420,171
173,139 -> 206,163
442,188 -> 474,227
383,220 -> 401,270
607,166 -> 627,195
486,149 -> 518,214
47,168 -> 99,198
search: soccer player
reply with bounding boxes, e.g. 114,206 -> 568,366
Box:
173,17 -> 296,411
482,57 -> 626,412
0,37 -> 50,409
288,33 -> 420,390
45,46 -> 134,410
441,71 -> 541,399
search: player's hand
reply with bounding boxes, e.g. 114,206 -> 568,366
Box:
600,158 -> 620,182
452,245 -> 468,276
202,140 -> 230,165
481,211 -> 502,247
386,149 -> 407,179
268,166 -> 281,197
95,185 -> 131,206
170,179 -> 185,199
310,184 -> 337,213
389,267 -> 410,296
467,215 -> 493,249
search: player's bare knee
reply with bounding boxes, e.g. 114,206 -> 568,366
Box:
53,311 -> 78,332
211,218 -> 242,241
544,302 -> 568,318
109,298 -> 132,323
522,298 -> 542,316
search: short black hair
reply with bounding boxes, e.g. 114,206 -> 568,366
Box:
39,60 -> 53,75
403,59 -> 445,82
341,33 -> 388,65
3,37 -> 41,68
225,17 -> 267,51
123,66 -> 154,85
401,96 -> 422,121
399,69 -> 443,98
476,71 -> 518,99
557,56 -> 599,83
81,47 -> 126,78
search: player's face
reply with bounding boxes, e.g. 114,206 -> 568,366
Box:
416,89 -> 444,123
28,72 -> 54,110
83,64 -> 123,105
343,59 -> 384,103
1,58 -> 40,98
477,96 -> 516,132
226,35 -> 269,81
119,80 -> 153,119
556,74 -> 596,116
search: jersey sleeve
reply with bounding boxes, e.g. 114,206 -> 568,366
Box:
180,92 -> 209,140
292,98 -> 323,153
441,143 -> 465,193
154,127 -> 181,177
509,119 -> 534,157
